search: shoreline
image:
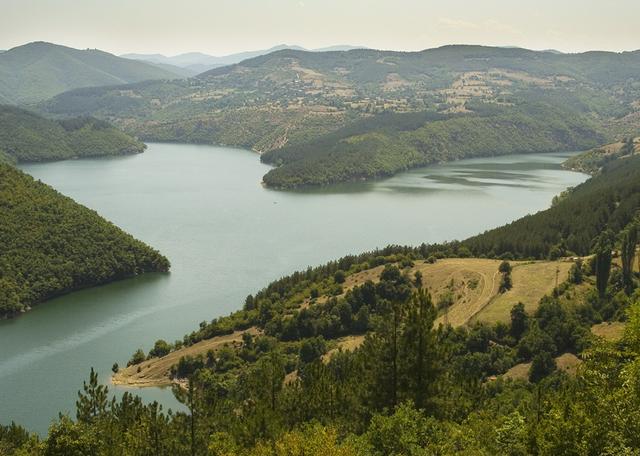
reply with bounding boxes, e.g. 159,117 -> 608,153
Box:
111,328 -> 259,388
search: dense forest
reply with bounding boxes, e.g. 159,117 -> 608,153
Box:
0,105 -> 146,163
39,45 -> 640,186
0,164 -> 170,318
2,143 -> 639,454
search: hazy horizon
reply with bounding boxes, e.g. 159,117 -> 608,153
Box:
2,0 -> 638,56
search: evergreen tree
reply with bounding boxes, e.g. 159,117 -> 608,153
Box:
594,230 -> 614,298
399,289 -> 440,410
621,222 -> 638,294
76,368 -> 108,423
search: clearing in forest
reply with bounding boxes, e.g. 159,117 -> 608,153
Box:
340,258 -> 573,327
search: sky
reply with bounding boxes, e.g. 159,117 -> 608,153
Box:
1,0 -> 639,56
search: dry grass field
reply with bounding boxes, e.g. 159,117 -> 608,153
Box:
473,261 -> 573,324
504,353 -> 581,381
112,327 -> 259,387
591,321 -> 626,341
329,258 -> 572,327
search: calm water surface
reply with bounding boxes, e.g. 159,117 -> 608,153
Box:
2,143 -> 587,433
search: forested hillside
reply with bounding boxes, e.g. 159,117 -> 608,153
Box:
0,105 -> 145,163
563,136 -> 639,174
0,164 -> 170,318
0,42 -> 180,104
39,45 -> 640,186
2,148 -> 639,454
261,103 -> 604,188
464,154 -> 640,259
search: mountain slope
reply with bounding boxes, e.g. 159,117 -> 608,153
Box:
261,104 -> 605,188
0,42 -> 181,104
0,163 -> 170,318
41,45 -> 640,186
0,105 -> 145,163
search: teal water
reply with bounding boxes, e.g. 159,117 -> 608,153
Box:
2,143 -> 587,434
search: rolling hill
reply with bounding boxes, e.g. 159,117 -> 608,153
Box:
121,44 -> 365,74
41,45 -> 640,187
0,41 -> 182,104
0,105 -> 145,163
0,163 -> 170,318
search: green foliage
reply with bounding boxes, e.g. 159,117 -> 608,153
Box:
528,352 -> 556,383
569,259 -> 584,285
621,220 -> 639,293
149,340 -> 172,358
564,137 -> 638,175
76,368 -> 108,423
0,164 -> 170,318
510,303 -> 528,340
0,105 -> 145,162
499,261 -> 513,293
128,349 -> 146,367
261,105 -> 604,188
595,230 -> 615,298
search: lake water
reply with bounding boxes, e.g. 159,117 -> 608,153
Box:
2,143 -> 587,434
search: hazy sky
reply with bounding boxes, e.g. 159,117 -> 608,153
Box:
2,0 -> 639,56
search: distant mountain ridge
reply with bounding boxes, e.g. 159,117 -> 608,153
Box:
42,44 -> 640,187
121,44 -> 367,74
0,41 -> 183,104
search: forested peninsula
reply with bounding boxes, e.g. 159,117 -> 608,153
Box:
0,105 -> 145,164
0,164 -> 170,318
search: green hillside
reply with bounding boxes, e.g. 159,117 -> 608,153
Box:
0,42 -> 180,104
0,163 -> 170,318
39,45 -> 640,186
563,136 -> 639,175
0,105 -> 145,163
261,103 -> 605,188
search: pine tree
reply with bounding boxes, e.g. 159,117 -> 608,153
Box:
76,368 -> 108,423
621,222 -> 638,294
399,289 -> 440,410
594,230 -> 614,298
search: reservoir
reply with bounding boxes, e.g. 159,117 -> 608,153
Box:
2,143 -> 587,433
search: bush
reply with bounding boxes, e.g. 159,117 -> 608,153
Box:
127,349 -> 146,367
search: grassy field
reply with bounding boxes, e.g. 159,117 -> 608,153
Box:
473,261 -> 573,324
504,353 -> 581,381
329,258 -> 572,327
591,321 -> 626,341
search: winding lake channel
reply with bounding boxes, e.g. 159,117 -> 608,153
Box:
2,143 -> 588,433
